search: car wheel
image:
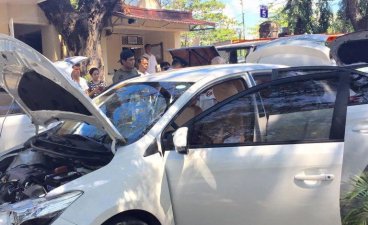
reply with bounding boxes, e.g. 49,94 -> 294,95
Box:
109,217 -> 149,225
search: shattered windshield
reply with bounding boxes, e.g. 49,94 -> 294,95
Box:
57,82 -> 192,145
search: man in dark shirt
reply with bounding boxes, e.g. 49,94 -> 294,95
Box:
113,49 -> 139,84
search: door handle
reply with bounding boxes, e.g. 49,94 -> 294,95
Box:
353,123 -> 368,133
294,174 -> 334,181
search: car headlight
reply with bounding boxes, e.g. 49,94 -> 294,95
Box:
0,191 -> 83,225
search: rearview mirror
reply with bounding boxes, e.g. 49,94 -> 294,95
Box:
173,127 -> 188,154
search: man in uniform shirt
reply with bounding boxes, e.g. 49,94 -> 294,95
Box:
113,49 -> 139,84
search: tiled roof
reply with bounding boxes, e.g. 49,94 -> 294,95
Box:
114,4 -> 215,27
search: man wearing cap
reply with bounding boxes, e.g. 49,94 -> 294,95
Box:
113,49 -> 139,84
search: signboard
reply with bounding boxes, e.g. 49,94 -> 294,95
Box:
260,5 -> 268,18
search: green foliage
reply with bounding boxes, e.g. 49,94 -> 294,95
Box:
274,0 -> 333,34
341,172 -> 368,225
165,0 -> 238,46
70,0 -> 78,9
340,0 -> 368,19
336,0 -> 368,32
268,3 -> 289,28
313,0 -> 333,33
328,13 -> 354,34
283,0 -> 314,34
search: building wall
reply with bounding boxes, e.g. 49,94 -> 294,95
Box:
41,26 -> 61,61
0,1 -> 60,61
1,1 -> 185,82
104,29 -> 182,84
6,1 -> 49,26
0,3 -> 10,35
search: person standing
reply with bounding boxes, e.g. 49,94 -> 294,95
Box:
170,57 -> 187,70
71,63 -> 89,94
137,56 -> 150,76
113,49 -> 139,84
87,67 -> 106,98
197,56 -> 225,110
143,44 -> 158,74
211,56 -> 226,65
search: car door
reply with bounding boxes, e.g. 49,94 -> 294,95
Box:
339,69 -> 368,223
163,69 -> 349,225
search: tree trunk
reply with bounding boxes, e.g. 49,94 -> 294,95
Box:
346,0 -> 368,31
38,0 -> 120,78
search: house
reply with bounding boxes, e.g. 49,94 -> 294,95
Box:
0,0 -> 214,83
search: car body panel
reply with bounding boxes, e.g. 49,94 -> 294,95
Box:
341,105 -> 368,193
50,140 -> 174,225
165,142 -> 343,225
0,114 -> 34,150
246,34 -> 345,67
164,68 -> 350,225
247,41 -> 333,66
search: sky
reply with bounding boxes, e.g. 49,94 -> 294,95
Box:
222,0 -> 340,38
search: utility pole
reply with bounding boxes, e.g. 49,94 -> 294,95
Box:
240,0 -> 245,39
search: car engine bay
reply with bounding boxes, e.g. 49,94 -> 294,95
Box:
0,132 -> 112,204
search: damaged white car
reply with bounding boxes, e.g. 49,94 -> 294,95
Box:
0,31 -> 368,225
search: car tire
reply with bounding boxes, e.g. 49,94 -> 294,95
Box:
108,217 -> 149,225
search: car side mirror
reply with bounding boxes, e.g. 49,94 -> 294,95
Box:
173,127 -> 189,154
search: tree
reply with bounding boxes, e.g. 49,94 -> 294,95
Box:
164,0 -> 238,46
313,0 -> 333,34
283,0 -> 314,34
340,0 -> 368,31
279,0 -> 333,35
38,0 -> 120,71
328,8 -> 353,34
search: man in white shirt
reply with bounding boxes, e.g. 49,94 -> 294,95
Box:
143,44 -> 158,74
137,56 -> 150,76
71,63 -> 89,94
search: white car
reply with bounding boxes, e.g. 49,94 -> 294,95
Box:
0,32 -> 367,225
246,34 -> 341,66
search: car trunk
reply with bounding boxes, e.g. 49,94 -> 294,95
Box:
330,30 -> 368,66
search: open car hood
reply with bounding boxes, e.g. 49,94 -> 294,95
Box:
0,34 -> 124,143
168,46 -> 220,66
330,30 -> 368,66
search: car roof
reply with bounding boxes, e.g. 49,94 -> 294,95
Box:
255,34 -> 341,51
127,63 -> 286,83
216,38 -> 274,51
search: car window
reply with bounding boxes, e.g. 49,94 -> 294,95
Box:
188,76 -> 340,147
58,82 -> 192,145
174,78 -> 246,127
349,72 -> 368,105
0,88 -> 23,116
161,78 -> 246,150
